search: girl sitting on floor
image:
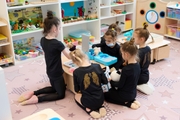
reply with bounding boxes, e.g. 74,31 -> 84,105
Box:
104,39 -> 141,109
133,23 -> 155,95
68,43 -> 108,119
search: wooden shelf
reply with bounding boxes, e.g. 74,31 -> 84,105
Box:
0,21 -> 7,27
61,0 -> 87,3
12,29 -> 43,37
7,2 -> 59,10
62,19 -> 99,27
100,6 -> 110,9
111,2 -> 133,7
0,42 -> 10,47
164,34 -> 180,40
166,17 -> 179,21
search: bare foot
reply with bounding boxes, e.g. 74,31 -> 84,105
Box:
99,107 -> 106,117
89,111 -> 101,119
133,100 -> 141,107
86,108 -> 101,119
130,101 -> 140,110
18,91 -> 34,103
20,95 -> 38,106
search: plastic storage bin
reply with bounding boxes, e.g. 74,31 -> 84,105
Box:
176,28 -> 180,38
167,8 -> 176,18
167,25 -> 177,36
175,9 -> 180,19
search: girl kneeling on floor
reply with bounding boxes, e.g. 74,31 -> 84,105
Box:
104,39 -> 141,109
68,44 -> 108,119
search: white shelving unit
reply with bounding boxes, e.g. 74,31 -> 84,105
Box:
100,0 -> 135,32
1,0 -> 136,65
164,3 -> 180,40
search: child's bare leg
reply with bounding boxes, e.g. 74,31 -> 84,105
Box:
18,91 -> 34,103
20,95 -> 38,105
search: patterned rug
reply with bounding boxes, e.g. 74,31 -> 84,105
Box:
4,38 -> 180,120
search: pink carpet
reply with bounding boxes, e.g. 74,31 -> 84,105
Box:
4,38 -> 180,120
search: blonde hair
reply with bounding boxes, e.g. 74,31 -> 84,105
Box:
67,43 -> 87,65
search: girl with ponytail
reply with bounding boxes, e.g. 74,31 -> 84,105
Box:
18,11 -> 70,105
133,23 -> 155,95
68,43 -> 108,119
104,39 -> 141,110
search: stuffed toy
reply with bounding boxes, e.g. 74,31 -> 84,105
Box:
93,47 -> 100,56
101,66 -> 121,92
137,82 -> 155,95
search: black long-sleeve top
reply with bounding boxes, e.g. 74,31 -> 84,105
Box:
73,63 -> 108,100
138,46 -> 151,85
40,37 -> 65,79
110,63 -> 141,101
92,37 -> 123,69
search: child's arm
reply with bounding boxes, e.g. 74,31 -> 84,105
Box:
99,65 -> 108,84
110,69 -> 126,89
92,43 -> 105,48
62,48 -> 71,59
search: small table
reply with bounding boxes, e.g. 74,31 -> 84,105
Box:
117,33 -> 170,63
21,108 -> 65,120
62,56 -> 105,94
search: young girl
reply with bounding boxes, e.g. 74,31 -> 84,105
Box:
92,23 -> 123,70
68,44 -> 108,119
18,11 -> 70,105
104,39 -> 141,109
133,23 -> 155,94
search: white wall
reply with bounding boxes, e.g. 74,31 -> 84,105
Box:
0,67 -> 12,120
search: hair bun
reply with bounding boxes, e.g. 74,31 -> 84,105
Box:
47,11 -> 53,19
129,38 -> 135,45
67,43 -> 76,51
143,22 -> 148,29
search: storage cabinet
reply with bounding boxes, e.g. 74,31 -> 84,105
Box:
164,3 -> 180,40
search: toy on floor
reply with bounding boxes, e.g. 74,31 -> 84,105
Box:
137,82 -> 155,95
101,66 -> 111,92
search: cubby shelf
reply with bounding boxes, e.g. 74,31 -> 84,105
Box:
62,19 -> 99,27
11,29 -> 43,37
0,42 -> 10,47
7,2 -> 59,10
111,2 -> 133,7
0,21 -> 7,27
165,34 -> 180,40
1,0 -> 135,64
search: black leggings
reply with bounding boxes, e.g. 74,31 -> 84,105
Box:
34,76 -> 66,103
74,99 -> 103,114
104,88 -> 135,108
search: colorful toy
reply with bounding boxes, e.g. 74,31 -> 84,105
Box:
78,6 -> 84,17
123,30 -> 133,41
94,52 -> 117,66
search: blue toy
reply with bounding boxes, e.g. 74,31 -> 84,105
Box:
94,53 -> 117,66
123,30 -> 133,41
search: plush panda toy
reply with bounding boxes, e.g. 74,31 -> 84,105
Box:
110,70 -> 121,82
102,67 -> 121,92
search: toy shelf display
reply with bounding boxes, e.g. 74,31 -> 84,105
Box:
13,37 -> 40,61
165,2 -> 180,40
1,0 -> 136,65
0,18 -> 15,66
